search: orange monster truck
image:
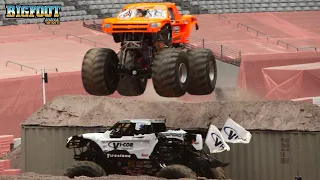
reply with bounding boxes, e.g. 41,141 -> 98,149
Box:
81,2 -> 217,97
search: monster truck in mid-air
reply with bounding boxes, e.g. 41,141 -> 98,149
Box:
65,119 -> 229,179
81,2 -> 217,97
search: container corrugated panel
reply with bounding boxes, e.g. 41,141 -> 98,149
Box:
22,126 -> 320,179
21,126 -> 108,176
213,131 -> 320,180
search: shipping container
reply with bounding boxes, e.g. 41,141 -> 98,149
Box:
21,125 -> 320,180
21,125 -> 108,176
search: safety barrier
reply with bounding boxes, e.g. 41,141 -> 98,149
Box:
6,61 -> 38,74
37,24 -> 55,35
277,40 -> 317,51
218,14 -> 230,24
188,36 -> 242,66
236,23 -> 317,52
66,34 -> 108,47
82,19 -> 103,32
237,23 -> 269,41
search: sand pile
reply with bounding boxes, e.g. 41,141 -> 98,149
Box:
22,95 -> 320,131
0,173 -> 232,180
0,146 -> 21,169
0,173 -> 164,180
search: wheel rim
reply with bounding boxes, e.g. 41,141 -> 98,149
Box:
209,61 -> 215,83
179,63 -> 187,84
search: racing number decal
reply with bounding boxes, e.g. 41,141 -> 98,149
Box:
108,142 -> 134,150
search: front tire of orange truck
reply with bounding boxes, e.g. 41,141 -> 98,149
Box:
81,48 -> 120,96
152,48 -> 189,97
186,48 -> 217,95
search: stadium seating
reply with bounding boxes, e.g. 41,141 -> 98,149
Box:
175,0 -> 320,14
0,0 -> 319,26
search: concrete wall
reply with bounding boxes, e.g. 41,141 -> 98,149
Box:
22,126 -> 320,180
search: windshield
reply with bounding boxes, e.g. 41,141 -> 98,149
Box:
118,8 -> 167,19
109,122 -> 135,136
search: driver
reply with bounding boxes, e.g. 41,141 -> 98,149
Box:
136,9 -> 143,17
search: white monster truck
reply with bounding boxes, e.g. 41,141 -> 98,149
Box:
65,119 -> 229,179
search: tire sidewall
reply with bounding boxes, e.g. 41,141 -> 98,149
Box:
206,50 -> 217,89
104,49 -> 120,91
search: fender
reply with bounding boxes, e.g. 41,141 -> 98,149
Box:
66,133 -> 104,149
180,14 -> 199,42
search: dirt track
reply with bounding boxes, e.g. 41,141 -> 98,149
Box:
23,94 -> 320,131
0,172 -> 231,180
0,173 -> 164,180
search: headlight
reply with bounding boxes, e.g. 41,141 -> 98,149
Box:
150,22 -> 160,28
103,23 -> 111,28
66,136 -> 72,144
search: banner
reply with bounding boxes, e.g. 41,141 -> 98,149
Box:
205,124 -> 230,153
221,117 -> 252,144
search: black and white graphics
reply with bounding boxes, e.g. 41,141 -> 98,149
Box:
108,142 -> 134,150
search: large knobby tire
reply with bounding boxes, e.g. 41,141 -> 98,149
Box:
203,167 -> 227,180
116,51 -> 147,96
187,48 -> 217,95
64,161 -> 106,178
156,164 -> 197,179
81,48 -> 120,96
152,48 -> 188,97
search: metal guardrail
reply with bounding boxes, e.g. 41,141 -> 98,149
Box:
237,23 -> 318,52
218,14 -> 230,24
66,34 -> 108,47
6,61 -> 38,74
237,23 -> 269,41
298,47 -> 318,51
83,19 -> 103,32
82,19 -> 113,36
188,36 -> 242,66
37,24 -> 55,35
277,40 -> 299,50
277,40 -> 318,51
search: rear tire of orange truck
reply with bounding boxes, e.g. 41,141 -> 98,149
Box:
152,48 -> 189,97
186,48 -> 217,95
116,51 -> 147,96
81,48 -> 120,96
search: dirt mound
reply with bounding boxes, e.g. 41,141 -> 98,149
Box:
22,95 -> 320,131
0,173 -> 231,180
0,172 -> 164,180
0,146 -> 21,169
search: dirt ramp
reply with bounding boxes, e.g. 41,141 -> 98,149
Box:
23,95 -> 320,131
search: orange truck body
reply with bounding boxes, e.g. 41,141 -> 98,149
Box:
101,3 -> 199,44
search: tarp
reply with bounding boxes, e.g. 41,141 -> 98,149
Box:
0,71 -> 119,137
262,62 -> 320,100
238,51 -> 320,97
0,71 -> 215,137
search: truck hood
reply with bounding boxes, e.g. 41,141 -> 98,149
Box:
103,17 -> 169,24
